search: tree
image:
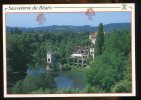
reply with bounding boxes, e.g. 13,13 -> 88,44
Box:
112,54 -> 131,93
87,30 -> 131,92
12,73 -> 56,94
87,50 -> 124,92
7,33 -> 36,85
31,88 -> 50,94
7,36 -> 28,84
95,23 -> 104,56
82,84 -> 104,93
13,80 -> 23,94
14,27 -> 22,34
21,73 -> 56,93
112,79 -> 131,93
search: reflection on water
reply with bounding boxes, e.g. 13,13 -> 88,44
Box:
54,71 -> 86,90
27,67 -> 87,90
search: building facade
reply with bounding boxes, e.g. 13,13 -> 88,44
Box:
70,32 -> 98,67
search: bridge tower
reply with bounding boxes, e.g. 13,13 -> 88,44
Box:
46,52 -> 54,71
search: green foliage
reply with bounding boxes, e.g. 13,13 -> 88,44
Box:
7,34 -> 32,84
95,23 -> 104,56
82,84 -> 104,93
13,80 -> 23,94
112,55 -> 131,93
112,79 -> 131,93
7,28 -> 92,93
13,27 -> 22,34
104,30 -> 130,56
62,64 -> 72,70
87,30 -> 131,92
71,67 -> 88,73
7,65 -> 13,84
7,26 -> 131,93
87,50 -> 124,92
31,88 -> 51,94
8,30 -> 90,66
56,88 -> 79,93
13,73 -> 56,94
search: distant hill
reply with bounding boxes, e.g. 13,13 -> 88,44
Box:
104,23 -> 130,32
6,23 -> 130,33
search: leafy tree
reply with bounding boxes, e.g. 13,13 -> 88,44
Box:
14,27 -> 22,34
112,54 -> 131,93
95,23 -> 104,56
13,73 -> 56,94
112,79 -> 131,93
7,35 -> 27,84
82,84 -> 104,93
87,30 -> 131,92
7,31 -> 37,86
104,30 -> 130,56
56,88 -> 79,93
13,80 -> 23,94
31,88 -> 50,94
87,50 -> 124,92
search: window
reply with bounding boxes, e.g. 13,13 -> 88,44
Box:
79,60 -> 82,63
91,48 -> 94,50
48,59 -> 50,61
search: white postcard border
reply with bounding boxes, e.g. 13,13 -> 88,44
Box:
3,4 -> 136,97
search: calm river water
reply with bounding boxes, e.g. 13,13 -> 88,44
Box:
27,67 -> 87,90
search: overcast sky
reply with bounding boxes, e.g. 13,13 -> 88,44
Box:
6,12 -> 131,27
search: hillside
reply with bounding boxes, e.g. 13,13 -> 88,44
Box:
6,23 -> 130,33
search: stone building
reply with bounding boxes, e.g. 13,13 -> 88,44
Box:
70,32 -> 98,67
46,51 -> 55,71
70,45 -> 95,67
47,52 -> 53,64
71,53 -> 87,67
89,32 -> 98,45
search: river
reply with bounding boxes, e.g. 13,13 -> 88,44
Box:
27,67 -> 87,90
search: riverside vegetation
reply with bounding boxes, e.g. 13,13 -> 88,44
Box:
7,23 -> 131,94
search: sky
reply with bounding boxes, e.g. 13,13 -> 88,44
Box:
6,12 -> 131,27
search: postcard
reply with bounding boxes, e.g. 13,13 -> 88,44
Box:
3,4 -> 135,97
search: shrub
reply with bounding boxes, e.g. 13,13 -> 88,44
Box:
13,73 -> 56,94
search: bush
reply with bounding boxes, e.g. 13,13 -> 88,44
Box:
82,84 -> 104,93
62,64 -> 72,70
13,80 -> 23,94
13,73 -> 56,94
56,88 -> 80,93
31,88 -> 51,94
112,79 -> 131,93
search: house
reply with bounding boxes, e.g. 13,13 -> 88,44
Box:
89,32 -> 98,45
70,32 -> 99,67
70,45 -> 95,67
70,53 -> 87,67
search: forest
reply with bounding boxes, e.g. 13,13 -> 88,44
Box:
7,23 -> 131,94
